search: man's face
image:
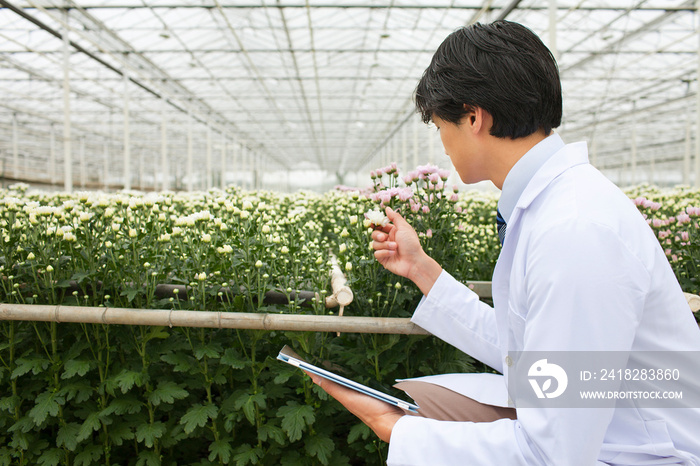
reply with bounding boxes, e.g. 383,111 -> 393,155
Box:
432,115 -> 487,185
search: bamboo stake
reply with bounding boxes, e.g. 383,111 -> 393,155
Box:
0,304 -> 430,335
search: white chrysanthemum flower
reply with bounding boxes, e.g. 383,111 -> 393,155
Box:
365,209 -> 389,228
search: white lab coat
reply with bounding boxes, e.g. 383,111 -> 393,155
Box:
387,142 -> 700,465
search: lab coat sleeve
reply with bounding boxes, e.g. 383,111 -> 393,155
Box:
410,269 -> 503,373
388,219 -> 650,466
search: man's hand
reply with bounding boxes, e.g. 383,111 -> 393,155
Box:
306,372 -> 404,443
371,207 -> 442,296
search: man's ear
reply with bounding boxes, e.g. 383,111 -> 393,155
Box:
463,105 -> 484,134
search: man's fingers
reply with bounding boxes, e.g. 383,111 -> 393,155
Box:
372,239 -> 397,251
374,249 -> 396,262
371,230 -> 388,242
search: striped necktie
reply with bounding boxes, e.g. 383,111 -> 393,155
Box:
496,209 -> 507,246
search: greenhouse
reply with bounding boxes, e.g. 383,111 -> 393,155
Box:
2,1 -> 700,465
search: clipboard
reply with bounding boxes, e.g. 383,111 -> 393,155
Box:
277,345 -> 420,413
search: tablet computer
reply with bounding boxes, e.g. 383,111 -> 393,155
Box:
277,345 -> 419,413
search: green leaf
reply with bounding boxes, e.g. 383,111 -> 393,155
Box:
8,416 -> 34,434
135,421 -> 166,448
234,392 -> 267,425
74,444 -> 102,466
257,424 -> 285,445
144,326 -> 170,343
59,381 -> 94,404
108,422 -> 134,446
61,359 -> 92,379
121,288 -> 139,303
208,439 -> 234,463
0,395 -> 19,414
11,356 -> 50,378
57,422 -> 81,451
273,368 -> 295,385
221,348 -> 247,369
305,434 -> 335,465
277,402 -> 315,442
347,422 -> 371,443
135,450 -> 160,466
9,431 -> 28,450
161,352 -> 194,372
194,343 -> 221,360
77,412 -> 103,442
37,448 -> 63,466
148,381 -> 189,407
233,444 -> 262,466
103,397 -> 143,415
29,391 -> 64,425
180,403 -> 218,434
113,369 -> 144,393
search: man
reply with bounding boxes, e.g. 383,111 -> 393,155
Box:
311,21 -> 700,465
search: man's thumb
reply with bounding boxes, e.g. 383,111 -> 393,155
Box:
385,207 -> 407,226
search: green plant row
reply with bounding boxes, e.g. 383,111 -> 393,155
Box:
0,170 -> 699,464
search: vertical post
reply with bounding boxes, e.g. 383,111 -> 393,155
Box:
413,116 -> 419,169
685,107 -> 692,185
206,126 -> 212,190
50,127 -> 56,185
401,125 -> 408,174
232,141 -> 238,187
103,141 -> 109,190
161,106 -> 168,191
630,108 -> 637,186
80,137 -> 86,188
63,8 -> 72,193
241,145 -> 247,189
123,73 -> 131,191
591,135 -> 598,167
428,125 -> 435,164
12,115 -> 18,180
221,134 -> 227,189
187,115 -> 193,192
138,149 -> 144,191
696,0 -> 700,187
548,0 -> 558,61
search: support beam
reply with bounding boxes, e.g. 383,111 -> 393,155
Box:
103,141 -> 109,190
50,127 -> 56,185
221,134 -> 227,189
63,9 -> 72,193
161,107 -> 168,191
696,0 -> 700,187
206,125 -> 212,190
123,73 -> 131,190
187,115 -> 193,192
80,137 -> 86,188
413,116 -> 419,169
548,0 -> 558,61
12,115 -> 18,179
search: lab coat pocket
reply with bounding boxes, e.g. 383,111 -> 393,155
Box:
601,419 -> 689,465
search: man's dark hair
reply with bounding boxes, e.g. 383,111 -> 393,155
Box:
415,20 -> 562,139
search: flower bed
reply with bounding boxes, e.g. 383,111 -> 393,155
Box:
0,172 -> 698,464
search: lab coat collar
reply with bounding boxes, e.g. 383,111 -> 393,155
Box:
514,141 -> 589,214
